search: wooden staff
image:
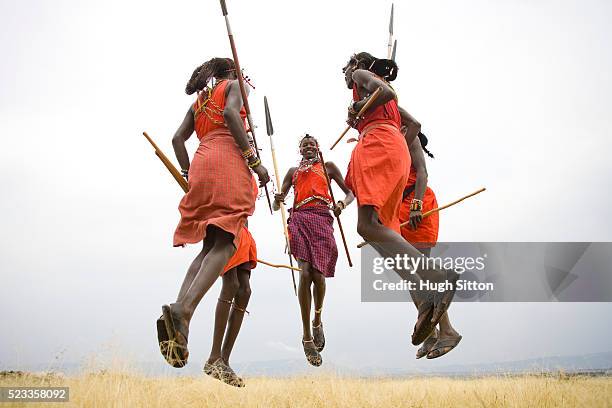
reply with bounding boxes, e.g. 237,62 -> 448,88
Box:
143,131 -> 189,193
319,150 -> 353,267
219,0 -> 273,214
257,259 -> 301,272
264,96 -> 297,295
357,187 -> 486,248
331,87 -> 383,150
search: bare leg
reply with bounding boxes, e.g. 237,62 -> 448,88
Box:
357,206 -> 451,283
177,241 -> 212,301
207,269 -> 240,364
177,226 -> 237,322
297,260 -> 313,340
221,267 -> 252,364
311,270 -> 326,327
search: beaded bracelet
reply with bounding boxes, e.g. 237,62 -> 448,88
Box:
410,198 -> 423,212
242,148 -> 255,160
247,158 -> 261,169
181,169 -> 189,180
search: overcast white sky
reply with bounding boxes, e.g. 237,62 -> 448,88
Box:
1,0 -> 611,372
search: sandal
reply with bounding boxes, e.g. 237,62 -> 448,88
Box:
161,304 -> 189,368
416,329 -> 438,359
204,358 -> 245,387
157,315 -> 170,360
427,335 -> 462,359
411,294 -> 436,346
412,271 -> 460,345
302,338 -> 322,367
312,308 -> 325,352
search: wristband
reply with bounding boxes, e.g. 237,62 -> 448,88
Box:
410,198 -> 423,212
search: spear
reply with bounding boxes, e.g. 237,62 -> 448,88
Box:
264,96 -> 298,295
356,187 -> 486,248
142,130 -> 301,272
387,3 -> 394,59
391,39 -> 397,61
219,0 -> 273,214
331,86 -> 383,150
319,150 -> 353,267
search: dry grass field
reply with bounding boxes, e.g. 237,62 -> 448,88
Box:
1,370 -> 611,407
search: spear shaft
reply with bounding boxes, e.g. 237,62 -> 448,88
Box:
219,0 -> 273,214
264,96 -> 297,295
319,150 -> 353,267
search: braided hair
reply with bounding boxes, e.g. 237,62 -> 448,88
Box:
417,132 -> 434,158
352,52 -> 398,82
185,57 -> 236,95
299,133 -> 319,147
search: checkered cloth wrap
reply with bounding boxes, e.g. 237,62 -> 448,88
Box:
287,205 -> 338,278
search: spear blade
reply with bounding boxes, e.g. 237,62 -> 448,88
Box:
387,3 -> 394,59
389,3 -> 394,35
392,39 -> 397,61
264,96 -> 274,136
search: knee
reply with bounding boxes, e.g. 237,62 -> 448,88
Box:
237,282 -> 252,299
222,273 -> 240,295
357,219 -> 374,240
311,270 -> 325,286
299,266 -> 312,284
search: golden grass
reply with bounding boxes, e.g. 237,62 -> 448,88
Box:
1,371 -> 611,408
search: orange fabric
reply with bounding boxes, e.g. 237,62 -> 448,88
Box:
292,162 -> 332,209
353,85 -> 401,133
399,181 -> 439,248
346,120 -> 411,233
223,226 -> 257,274
173,80 -> 254,248
192,80 -> 246,138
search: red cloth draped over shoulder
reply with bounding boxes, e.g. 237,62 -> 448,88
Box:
292,161 -> 332,209
399,166 -> 439,248
173,80 -> 255,248
223,225 -> 257,274
345,84 -> 411,233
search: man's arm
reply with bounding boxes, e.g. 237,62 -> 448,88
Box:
351,69 -> 397,112
273,167 -> 297,211
326,161 -> 355,216
407,137 -> 428,230
172,107 -> 195,173
398,106 -> 421,147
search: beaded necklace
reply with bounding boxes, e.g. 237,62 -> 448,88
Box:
193,80 -> 226,126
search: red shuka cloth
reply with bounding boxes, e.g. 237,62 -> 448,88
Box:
399,166 -> 439,248
223,226 -> 257,274
173,80 -> 255,248
292,161 -> 332,209
345,85 -> 411,233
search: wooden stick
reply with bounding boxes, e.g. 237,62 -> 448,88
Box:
319,150 -> 353,267
257,258 -> 301,272
331,87 -> 383,150
143,132 -> 188,193
357,187 -> 486,248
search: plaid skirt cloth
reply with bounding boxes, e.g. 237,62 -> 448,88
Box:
287,205 -> 338,278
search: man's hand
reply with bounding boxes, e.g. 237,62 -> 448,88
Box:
273,193 -> 285,211
409,210 -> 423,230
333,200 -> 346,217
253,164 -> 270,187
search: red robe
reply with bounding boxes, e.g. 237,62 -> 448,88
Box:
345,85 -> 411,233
173,80 -> 255,248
